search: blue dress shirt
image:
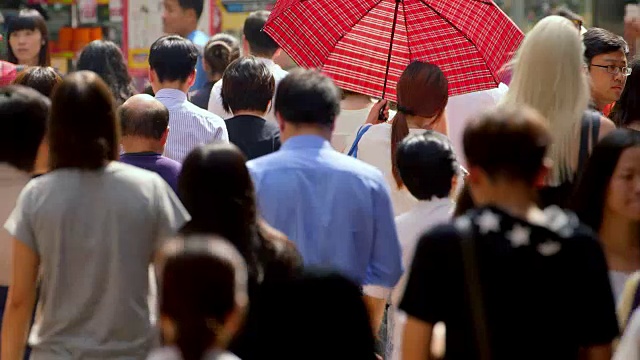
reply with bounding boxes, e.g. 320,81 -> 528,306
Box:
187,29 -> 209,92
247,135 -> 403,288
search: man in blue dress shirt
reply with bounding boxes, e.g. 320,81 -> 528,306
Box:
247,69 -> 403,333
162,0 -> 208,91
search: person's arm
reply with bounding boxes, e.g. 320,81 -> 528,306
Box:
363,294 -> 387,335
403,316 -> 433,360
207,81 -> 231,119
1,239 -> 39,360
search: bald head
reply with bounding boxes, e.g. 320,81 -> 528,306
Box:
119,94 -> 169,140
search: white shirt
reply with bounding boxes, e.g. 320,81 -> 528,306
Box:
615,308 -> 640,360
332,104 -> 374,152
0,163 -> 30,286
344,123 -> 423,216
445,84 -> 509,167
390,198 -> 454,360
156,88 -> 228,163
148,347 -> 240,360
208,58 -> 288,124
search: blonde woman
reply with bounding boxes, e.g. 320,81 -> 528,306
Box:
501,15 -> 615,207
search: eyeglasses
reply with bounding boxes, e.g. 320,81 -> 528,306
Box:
590,64 -> 633,76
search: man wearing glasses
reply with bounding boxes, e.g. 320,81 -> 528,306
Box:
583,28 -> 631,114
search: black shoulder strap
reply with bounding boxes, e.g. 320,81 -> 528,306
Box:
577,114 -> 590,177
459,223 -> 492,360
591,113 -> 601,147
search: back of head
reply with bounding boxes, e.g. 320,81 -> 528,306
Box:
464,105 -> 552,185
501,15 -> 589,184
572,129 -> 640,231
243,11 -> 279,58
49,71 -> 119,170
12,66 -> 61,98
179,143 -> 258,265
583,27 -> 629,65
611,59 -> 640,128
221,56 -> 275,114
204,40 -> 235,78
275,69 -> 341,127
76,40 -> 135,105
149,35 -> 199,83
160,235 -> 248,360
119,94 -> 169,140
396,130 -> 458,200
250,269 -> 376,359
177,0 -> 204,21
0,85 -> 50,172
391,61 -> 449,188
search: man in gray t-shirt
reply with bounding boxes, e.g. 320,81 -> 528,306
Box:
4,162 -> 190,359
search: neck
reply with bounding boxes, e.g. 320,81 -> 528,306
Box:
208,74 -> 222,83
282,124 -> 332,143
599,211 -> 640,272
233,110 -> 266,118
406,114 -> 436,130
121,137 -> 164,154
157,81 -> 190,94
179,25 -> 197,38
341,95 -> 372,110
474,182 -> 542,222
21,57 -> 39,67
592,95 -> 610,112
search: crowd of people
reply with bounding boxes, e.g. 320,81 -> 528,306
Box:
0,2 -> 639,360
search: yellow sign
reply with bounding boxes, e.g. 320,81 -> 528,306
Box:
128,48 -> 150,70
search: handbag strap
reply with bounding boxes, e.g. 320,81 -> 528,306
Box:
577,112 -> 601,177
458,222 -> 492,360
347,124 -> 373,157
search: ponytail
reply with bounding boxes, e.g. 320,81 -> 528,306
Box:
390,110 -> 410,188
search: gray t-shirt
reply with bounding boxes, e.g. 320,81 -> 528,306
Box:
5,162 -> 190,359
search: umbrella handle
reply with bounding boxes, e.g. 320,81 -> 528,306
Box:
380,0 -> 401,103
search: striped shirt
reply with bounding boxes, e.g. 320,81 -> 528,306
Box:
156,88 -> 228,163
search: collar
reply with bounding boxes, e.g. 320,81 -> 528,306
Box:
155,88 -> 187,102
255,57 -> 280,71
416,197 -> 454,210
281,135 -> 332,151
122,151 -> 161,157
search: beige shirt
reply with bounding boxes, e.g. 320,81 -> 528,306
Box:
0,163 -> 30,286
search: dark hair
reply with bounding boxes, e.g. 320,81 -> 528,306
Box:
221,57 -> 275,114
0,85 -> 49,172
119,98 -> 169,140
177,0 -> 204,20
583,27 -> 629,64
248,269 -> 376,359
49,71 -> 119,170
204,34 -> 240,78
76,40 -> 137,106
161,236 -> 247,360
179,143 -> 301,285
12,66 -> 61,98
274,69 -> 341,127
391,61 -> 449,188
243,11 -> 279,58
7,9 -> 50,66
149,35 -> 199,83
611,59 -> 640,128
453,184 -> 475,217
396,131 -> 458,200
464,106 -> 552,185
572,129 -> 640,231
551,5 -> 584,23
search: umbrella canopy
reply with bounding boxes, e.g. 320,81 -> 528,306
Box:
264,0 -> 524,101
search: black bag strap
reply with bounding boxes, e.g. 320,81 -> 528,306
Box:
459,222 -> 492,360
577,112 -> 600,177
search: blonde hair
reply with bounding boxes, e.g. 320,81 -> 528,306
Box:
501,16 -> 590,185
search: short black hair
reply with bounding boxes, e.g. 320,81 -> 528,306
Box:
221,57 -> 275,114
243,11 -> 279,58
177,0 -> 204,20
396,131 -> 458,200
464,106 -> 552,185
0,85 -> 50,172
119,100 -> 169,140
583,28 -> 629,64
274,69 -> 341,127
149,35 -> 199,83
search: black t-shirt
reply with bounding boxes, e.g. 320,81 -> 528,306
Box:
399,206 -> 618,360
225,115 -> 281,160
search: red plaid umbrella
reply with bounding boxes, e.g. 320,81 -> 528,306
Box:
264,0 -> 523,101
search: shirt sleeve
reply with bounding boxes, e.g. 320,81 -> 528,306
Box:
207,80 -> 232,120
399,227 -> 456,324
574,233 -> 619,346
4,183 -> 37,253
363,178 -> 403,289
216,119 -> 229,142
154,177 -> 191,249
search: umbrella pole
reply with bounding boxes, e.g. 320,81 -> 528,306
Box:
381,0 -> 401,100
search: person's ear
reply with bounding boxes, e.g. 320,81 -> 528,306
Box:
242,36 -> 250,56
160,127 -> 170,147
276,112 -> 286,132
450,175 -> 459,197
219,303 -> 246,348
187,70 -> 196,87
466,165 -> 483,186
534,158 -> 553,188
272,48 -> 282,60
